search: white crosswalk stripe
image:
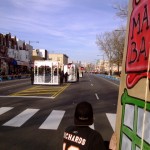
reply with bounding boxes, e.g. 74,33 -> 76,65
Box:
3,108 -> 39,127
106,113 -> 116,132
0,107 -> 100,131
39,110 -> 65,130
0,107 -> 14,115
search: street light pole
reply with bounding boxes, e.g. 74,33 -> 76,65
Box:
29,41 -> 39,45
28,41 -> 39,70
115,29 -> 126,32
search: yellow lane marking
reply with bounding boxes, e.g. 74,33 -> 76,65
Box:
12,91 -> 57,95
52,83 -> 71,98
10,86 -> 39,96
33,86 -> 61,89
21,89 -> 59,92
12,93 -> 56,96
10,83 -> 70,98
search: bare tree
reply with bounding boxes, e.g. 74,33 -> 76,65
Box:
113,1 -> 128,19
96,28 -> 125,75
111,29 -> 125,75
96,2 -> 127,75
96,32 -> 114,75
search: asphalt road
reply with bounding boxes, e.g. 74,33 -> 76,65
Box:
0,73 -> 119,150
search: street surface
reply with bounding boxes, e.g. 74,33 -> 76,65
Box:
0,73 -> 119,150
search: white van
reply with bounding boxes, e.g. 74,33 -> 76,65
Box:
64,63 -> 78,82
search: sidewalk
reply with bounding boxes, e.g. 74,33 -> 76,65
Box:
0,74 -> 30,82
95,74 -> 120,83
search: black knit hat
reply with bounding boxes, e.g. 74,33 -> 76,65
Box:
74,101 -> 93,125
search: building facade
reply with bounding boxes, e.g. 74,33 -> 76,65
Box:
0,33 -> 33,75
48,53 -> 68,70
97,59 -> 122,75
32,49 -> 48,62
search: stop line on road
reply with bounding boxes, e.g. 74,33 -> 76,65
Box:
0,107 -> 115,131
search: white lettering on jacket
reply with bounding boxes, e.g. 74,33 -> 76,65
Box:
64,132 -> 86,145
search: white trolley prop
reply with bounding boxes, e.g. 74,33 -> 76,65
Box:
33,60 -> 60,85
79,66 -> 84,78
64,63 -> 78,82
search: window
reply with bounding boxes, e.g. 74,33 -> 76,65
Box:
120,89 -> 150,150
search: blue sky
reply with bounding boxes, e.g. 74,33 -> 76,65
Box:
0,0 -> 127,63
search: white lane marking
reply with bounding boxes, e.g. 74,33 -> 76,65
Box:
3,109 -> 39,127
89,123 -> 94,130
0,107 -> 13,115
39,110 -> 65,130
95,93 -> 99,100
0,96 -> 55,99
106,113 -> 116,132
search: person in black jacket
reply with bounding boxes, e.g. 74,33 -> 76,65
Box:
30,69 -> 34,85
64,72 -> 69,83
63,101 -> 106,150
60,70 -> 64,85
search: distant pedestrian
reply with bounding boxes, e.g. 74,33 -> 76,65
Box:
54,68 -> 57,76
60,70 -> 64,85
30,69 -> 34,85
64,72 -> 69,83
77,70 -> 79,82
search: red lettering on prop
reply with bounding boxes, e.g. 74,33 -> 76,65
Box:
126,0 -> 150,88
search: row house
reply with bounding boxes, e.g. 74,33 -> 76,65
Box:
32,49 -> 48,61
96,59 -> 122,75
48,53 -> 68,70
0,33 -> 33,75
0,32 -> 68,76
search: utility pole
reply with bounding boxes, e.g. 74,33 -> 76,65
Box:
28,41 -> 39,70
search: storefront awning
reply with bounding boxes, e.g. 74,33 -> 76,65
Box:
11,59 -> 17,66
